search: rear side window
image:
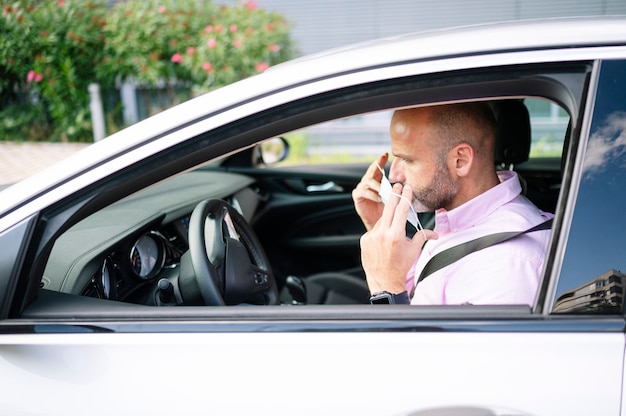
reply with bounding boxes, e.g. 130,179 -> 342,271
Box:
553,60 -> 626,314
526,97 -> 568,158
277,97 -> 568,167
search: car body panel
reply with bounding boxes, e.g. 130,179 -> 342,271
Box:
0,331 -> 623,415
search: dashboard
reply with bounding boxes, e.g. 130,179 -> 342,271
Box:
42,169 -> 260,304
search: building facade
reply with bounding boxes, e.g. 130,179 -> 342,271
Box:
247,0 -> 626,56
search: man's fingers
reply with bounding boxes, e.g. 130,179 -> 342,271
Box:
389,183 -> 411,229
365,152 -> 387,182
374,152 -> 389,178
354,174 -> 387,198
414,229 -> 438,244
379,182 -> 402,225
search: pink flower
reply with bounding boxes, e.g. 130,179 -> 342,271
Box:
233,40 -> 242,48
207,38 -> 217,48
170,53 -> 183,63
215,24 -> 224,33
204,25 -> 213,34
268,43 -> 280,52
27,70 -> 43,83
255,62 -> 269,72
244,1 -> 257,10
157,6 -> 166,13
186,47 -> 195,56
202,62 -> 213,72
229,25 -> 238,33
57,0 -> 65,7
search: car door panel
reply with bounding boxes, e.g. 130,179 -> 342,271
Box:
0,328 -> 622,416
7,292 -> 625,415
245,167 -> 367,280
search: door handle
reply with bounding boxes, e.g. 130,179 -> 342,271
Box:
306,181 -> 344,193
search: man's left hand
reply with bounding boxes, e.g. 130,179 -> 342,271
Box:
360,183 -> 438,294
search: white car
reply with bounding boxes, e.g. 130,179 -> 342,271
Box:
1,16 -> 626,416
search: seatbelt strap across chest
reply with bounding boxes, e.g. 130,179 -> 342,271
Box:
409,218 -> 553,298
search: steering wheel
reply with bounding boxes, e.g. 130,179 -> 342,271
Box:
179,199 -> 280,306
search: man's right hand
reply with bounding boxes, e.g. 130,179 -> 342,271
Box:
352,153 -> 388,231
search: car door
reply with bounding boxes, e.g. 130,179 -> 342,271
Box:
1,54 -> 626,416
239,163 -> 368,280
548,58 -> 626,415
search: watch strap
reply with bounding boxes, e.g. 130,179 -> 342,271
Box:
370,291 -> 410,304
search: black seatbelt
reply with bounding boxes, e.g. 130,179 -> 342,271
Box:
409,218 -> 553,298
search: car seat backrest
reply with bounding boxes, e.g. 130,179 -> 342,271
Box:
492,100 -> 531,170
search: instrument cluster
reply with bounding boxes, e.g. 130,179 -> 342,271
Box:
83,218 -> 189,302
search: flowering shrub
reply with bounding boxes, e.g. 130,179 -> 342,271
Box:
0,0 -> 295,142
97,0 -> 293,95
0,1 -> 108,141
180,2 -> 293,95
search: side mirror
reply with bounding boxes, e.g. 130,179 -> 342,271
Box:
257,137 -> 289,165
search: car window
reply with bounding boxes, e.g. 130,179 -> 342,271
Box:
31,63 -> 592,313
276,111 -> 393,166
553,60 -> 626,314
275,97 -> 566,167
526,98 -> 568,158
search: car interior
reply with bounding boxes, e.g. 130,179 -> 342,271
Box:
30,97 -> 565,309
15,62 -> 588,319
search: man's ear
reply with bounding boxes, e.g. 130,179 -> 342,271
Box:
448,143 -> 474,177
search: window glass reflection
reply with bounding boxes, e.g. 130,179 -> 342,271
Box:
554,60 -> 626,314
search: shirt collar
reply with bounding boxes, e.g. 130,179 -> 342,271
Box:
433,171 -> 522,235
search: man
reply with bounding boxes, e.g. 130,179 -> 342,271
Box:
354,102 -> 553,305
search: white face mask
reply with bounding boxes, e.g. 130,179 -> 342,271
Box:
377,164 -> 423,232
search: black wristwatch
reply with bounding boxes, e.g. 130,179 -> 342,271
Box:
369,291 -> 410,305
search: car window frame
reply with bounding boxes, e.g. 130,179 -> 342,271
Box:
9,60 -> 596,321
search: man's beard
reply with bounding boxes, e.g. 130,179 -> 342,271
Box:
411,161 -> 457,213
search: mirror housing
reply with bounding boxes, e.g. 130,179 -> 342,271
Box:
256,137 -> 289,165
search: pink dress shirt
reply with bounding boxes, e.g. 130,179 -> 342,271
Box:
408,171 -> 553,306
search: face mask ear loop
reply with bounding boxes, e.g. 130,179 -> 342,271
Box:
394,193 -> 427,241
377,164 -> 428,241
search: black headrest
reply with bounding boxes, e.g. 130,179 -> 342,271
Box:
492,100 -> 531,166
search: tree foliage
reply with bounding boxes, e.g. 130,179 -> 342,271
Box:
0,0 -> 295,142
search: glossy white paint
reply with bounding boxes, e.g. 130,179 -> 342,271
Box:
0,331 -> 622,415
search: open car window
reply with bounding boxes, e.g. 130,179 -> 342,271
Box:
273,97 -> 568,168
4,50 -> 594,319
37,92 -> 574,315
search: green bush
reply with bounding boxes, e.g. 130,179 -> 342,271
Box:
0,0 -> 295,142
0,1 -> 107,141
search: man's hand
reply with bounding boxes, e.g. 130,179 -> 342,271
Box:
360,183 -> 438,294
352,153 -> 388,231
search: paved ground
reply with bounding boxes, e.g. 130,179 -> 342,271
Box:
0,142 -> 89,185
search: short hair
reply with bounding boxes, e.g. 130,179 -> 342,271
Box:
428,102 -> 497,160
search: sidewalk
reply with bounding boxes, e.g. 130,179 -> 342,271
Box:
0,142 -> 89,185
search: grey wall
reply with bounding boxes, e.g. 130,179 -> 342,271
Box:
233,0 -> 626,56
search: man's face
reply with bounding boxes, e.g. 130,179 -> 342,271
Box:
388,109 -> 457,212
